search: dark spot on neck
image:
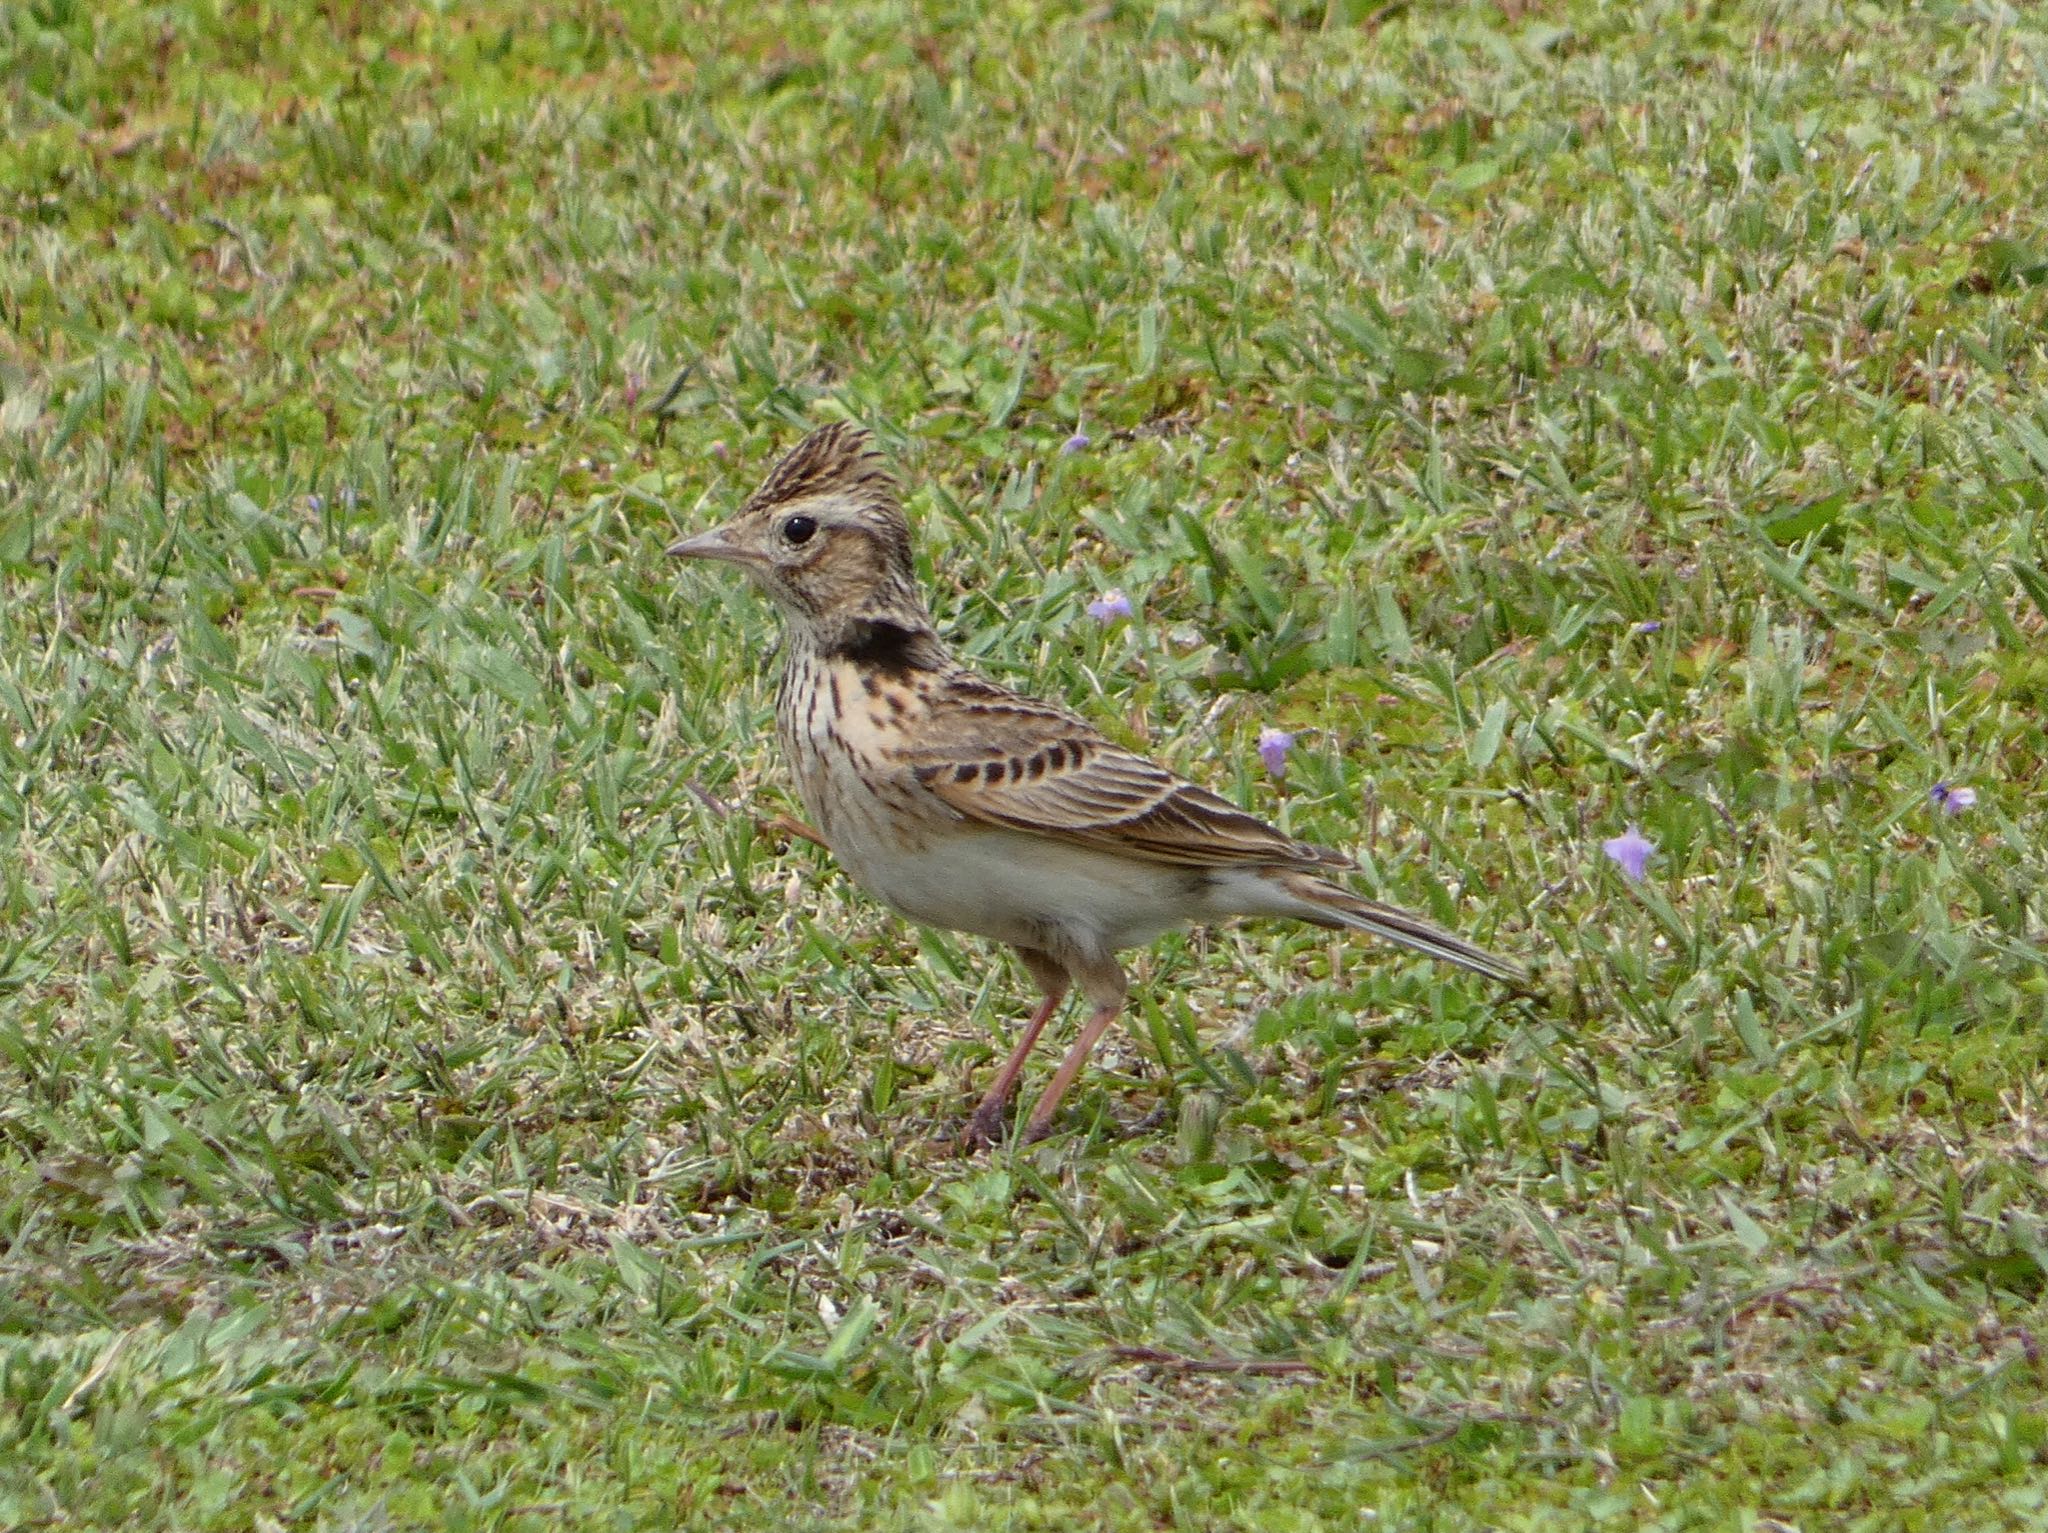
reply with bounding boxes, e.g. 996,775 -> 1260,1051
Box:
827,618 -> 932,677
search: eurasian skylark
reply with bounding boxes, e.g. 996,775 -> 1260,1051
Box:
670,423 -> 1523,1146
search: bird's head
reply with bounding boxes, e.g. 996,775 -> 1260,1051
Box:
668,422 -> 933,647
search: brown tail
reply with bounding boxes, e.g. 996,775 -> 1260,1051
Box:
1279,872 -> 1527,989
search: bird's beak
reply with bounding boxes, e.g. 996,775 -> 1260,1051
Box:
666,524 -> 759,565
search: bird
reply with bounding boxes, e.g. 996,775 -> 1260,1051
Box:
668,422 -> 1524,1146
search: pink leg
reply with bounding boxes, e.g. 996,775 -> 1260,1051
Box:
961,948 -> 1068,1149
1022,997 -> 1124,1143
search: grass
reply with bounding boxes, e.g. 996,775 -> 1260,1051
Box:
4,0 -> 2048,1526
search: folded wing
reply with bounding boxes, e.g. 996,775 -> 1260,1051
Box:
904,677 -> 1351,873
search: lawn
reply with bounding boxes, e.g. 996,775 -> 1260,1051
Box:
4,1 -> 2048,1527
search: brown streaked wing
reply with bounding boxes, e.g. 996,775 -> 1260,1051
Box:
903,675 -> 1351,873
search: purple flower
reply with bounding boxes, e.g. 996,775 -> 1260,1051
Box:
1635,620 -> 1663,634
1060,430 -> 1091,456
1086,589 -> 1133,623
307,494 -> 325,513
1257,728 -> 1294,780
1930,782 -> 1977,815
1602,825 -> 1655,881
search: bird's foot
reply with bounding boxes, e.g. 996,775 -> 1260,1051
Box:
1117,1101 -> 1173,1139
1020,1100 -> 1168,1146
958,1103 -> 1010,1152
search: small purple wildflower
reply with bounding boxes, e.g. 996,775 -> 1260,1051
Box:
1060,430 -> 1091,456
1930,782 -> 1977,815
1257,728 -> 1295,780
1086,589 -> 1133,623
307,493 -> 325,513
1602,825 -> 1655,881
1635,620 -> 1663,634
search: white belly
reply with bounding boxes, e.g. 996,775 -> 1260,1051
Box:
840,826 -> 1201,953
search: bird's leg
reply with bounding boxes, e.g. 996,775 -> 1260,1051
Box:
1021,998 -> 1124,1143
962,948 -> 1067,1149
1020,958 -> 1129,1143
963,991 -> 1065,1147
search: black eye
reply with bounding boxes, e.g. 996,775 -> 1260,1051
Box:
781,514 -> 818,546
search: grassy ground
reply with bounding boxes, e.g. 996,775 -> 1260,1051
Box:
5,0 -> 2048,1527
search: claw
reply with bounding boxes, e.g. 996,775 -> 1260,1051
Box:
757,811 -> 830,849
959,1105 -> 1008,1152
